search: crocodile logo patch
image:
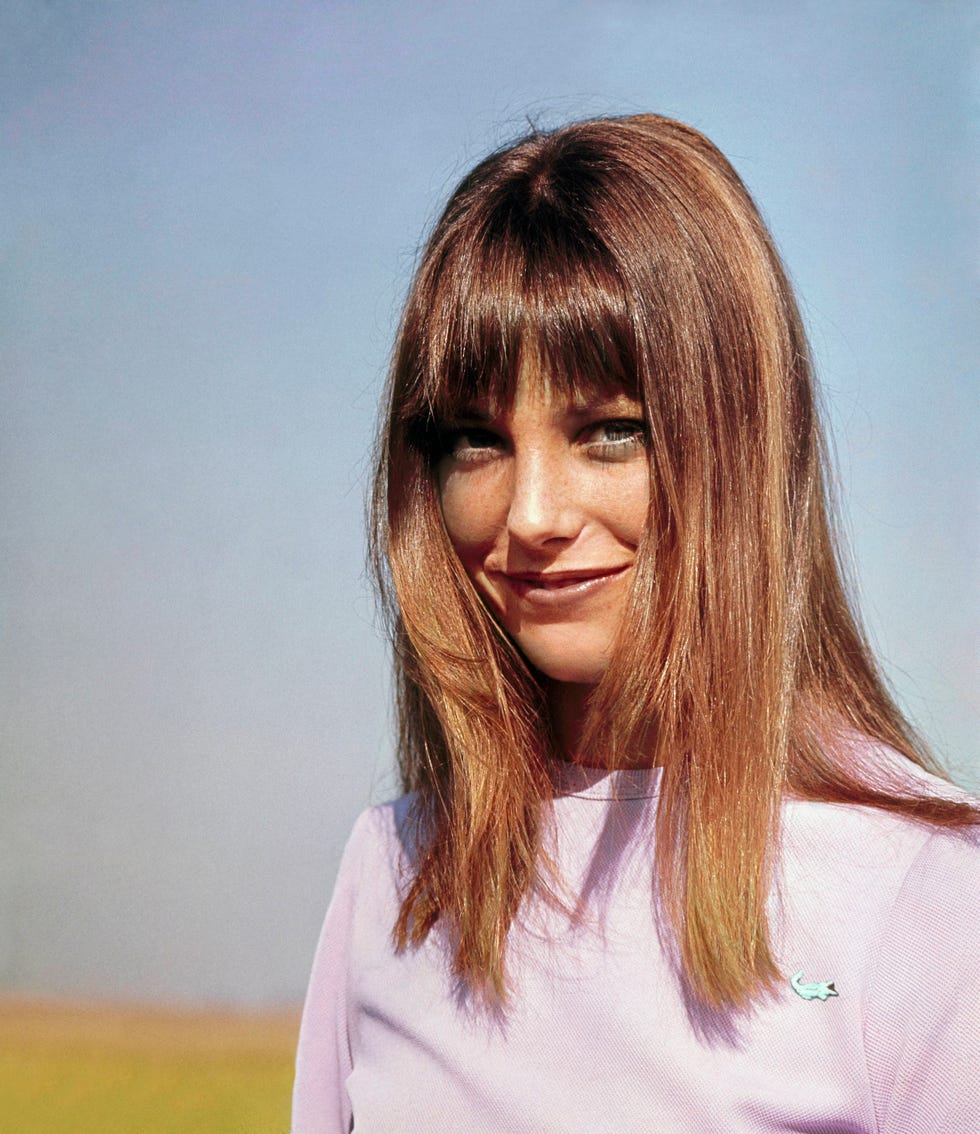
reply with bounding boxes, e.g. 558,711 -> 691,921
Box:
791,969 -> 838,1001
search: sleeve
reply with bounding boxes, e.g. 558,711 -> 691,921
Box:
291,810 -> 375,1134
862,827 -> 980,1134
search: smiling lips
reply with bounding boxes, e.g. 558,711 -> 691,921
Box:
498,565 -> 631,606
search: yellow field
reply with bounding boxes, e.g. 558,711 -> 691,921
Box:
0,998 -> 301,1134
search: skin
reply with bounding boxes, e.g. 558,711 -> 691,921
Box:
437,367 -> 650,757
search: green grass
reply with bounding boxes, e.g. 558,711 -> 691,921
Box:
0,1001 -> 299,1134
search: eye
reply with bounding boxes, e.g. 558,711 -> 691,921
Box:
582,418 -> 647,461
441,425 -> 504,464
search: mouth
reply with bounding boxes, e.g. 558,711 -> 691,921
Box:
500,565 -> 631,603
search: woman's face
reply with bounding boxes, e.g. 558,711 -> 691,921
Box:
437,367 -> 650,686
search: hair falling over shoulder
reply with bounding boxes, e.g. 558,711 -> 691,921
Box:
369,113 -> 977,1009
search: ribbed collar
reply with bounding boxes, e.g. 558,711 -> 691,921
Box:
550,762 -> 664,801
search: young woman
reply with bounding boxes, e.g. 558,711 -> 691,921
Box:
292,114 -> 977,1132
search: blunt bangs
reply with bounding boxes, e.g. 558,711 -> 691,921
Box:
398,146 -> 646,453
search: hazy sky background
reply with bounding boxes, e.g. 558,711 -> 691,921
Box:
2,0 -> 976,1007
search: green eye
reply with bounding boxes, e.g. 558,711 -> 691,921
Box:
586,419 -> 647,460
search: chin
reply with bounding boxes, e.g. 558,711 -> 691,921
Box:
517,635 -> 612,687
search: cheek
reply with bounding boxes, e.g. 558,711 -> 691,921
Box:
437,468 -> 502,565
598,469 -> 650,546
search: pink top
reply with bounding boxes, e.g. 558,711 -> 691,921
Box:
293,762 -> 978,1132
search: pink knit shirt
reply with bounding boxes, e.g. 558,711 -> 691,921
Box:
293,762 -> 978,1132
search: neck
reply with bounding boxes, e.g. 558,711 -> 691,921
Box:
546,680 -> 661,770
546,681 -> 591,761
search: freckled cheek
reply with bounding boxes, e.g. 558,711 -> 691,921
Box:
592,477 -> 650,546
619,501 -> 651,546
437,478 -> 505,570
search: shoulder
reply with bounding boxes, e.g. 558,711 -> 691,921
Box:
781,733 -> 976,873
775,745 -> 977,978
779,782 -> 977,920
343,796 -> 410,854
333,793 -> 419,894
825,731 -> 975,802
297,794 -> 419,1008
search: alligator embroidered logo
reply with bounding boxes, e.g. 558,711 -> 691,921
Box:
791,969 -> 838,1001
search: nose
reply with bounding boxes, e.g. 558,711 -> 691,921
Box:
505,447 -> 583,549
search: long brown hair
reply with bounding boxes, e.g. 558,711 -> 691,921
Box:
371,114 -> 974,1008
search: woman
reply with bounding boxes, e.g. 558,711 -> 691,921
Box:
293,114 -> 977,1132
